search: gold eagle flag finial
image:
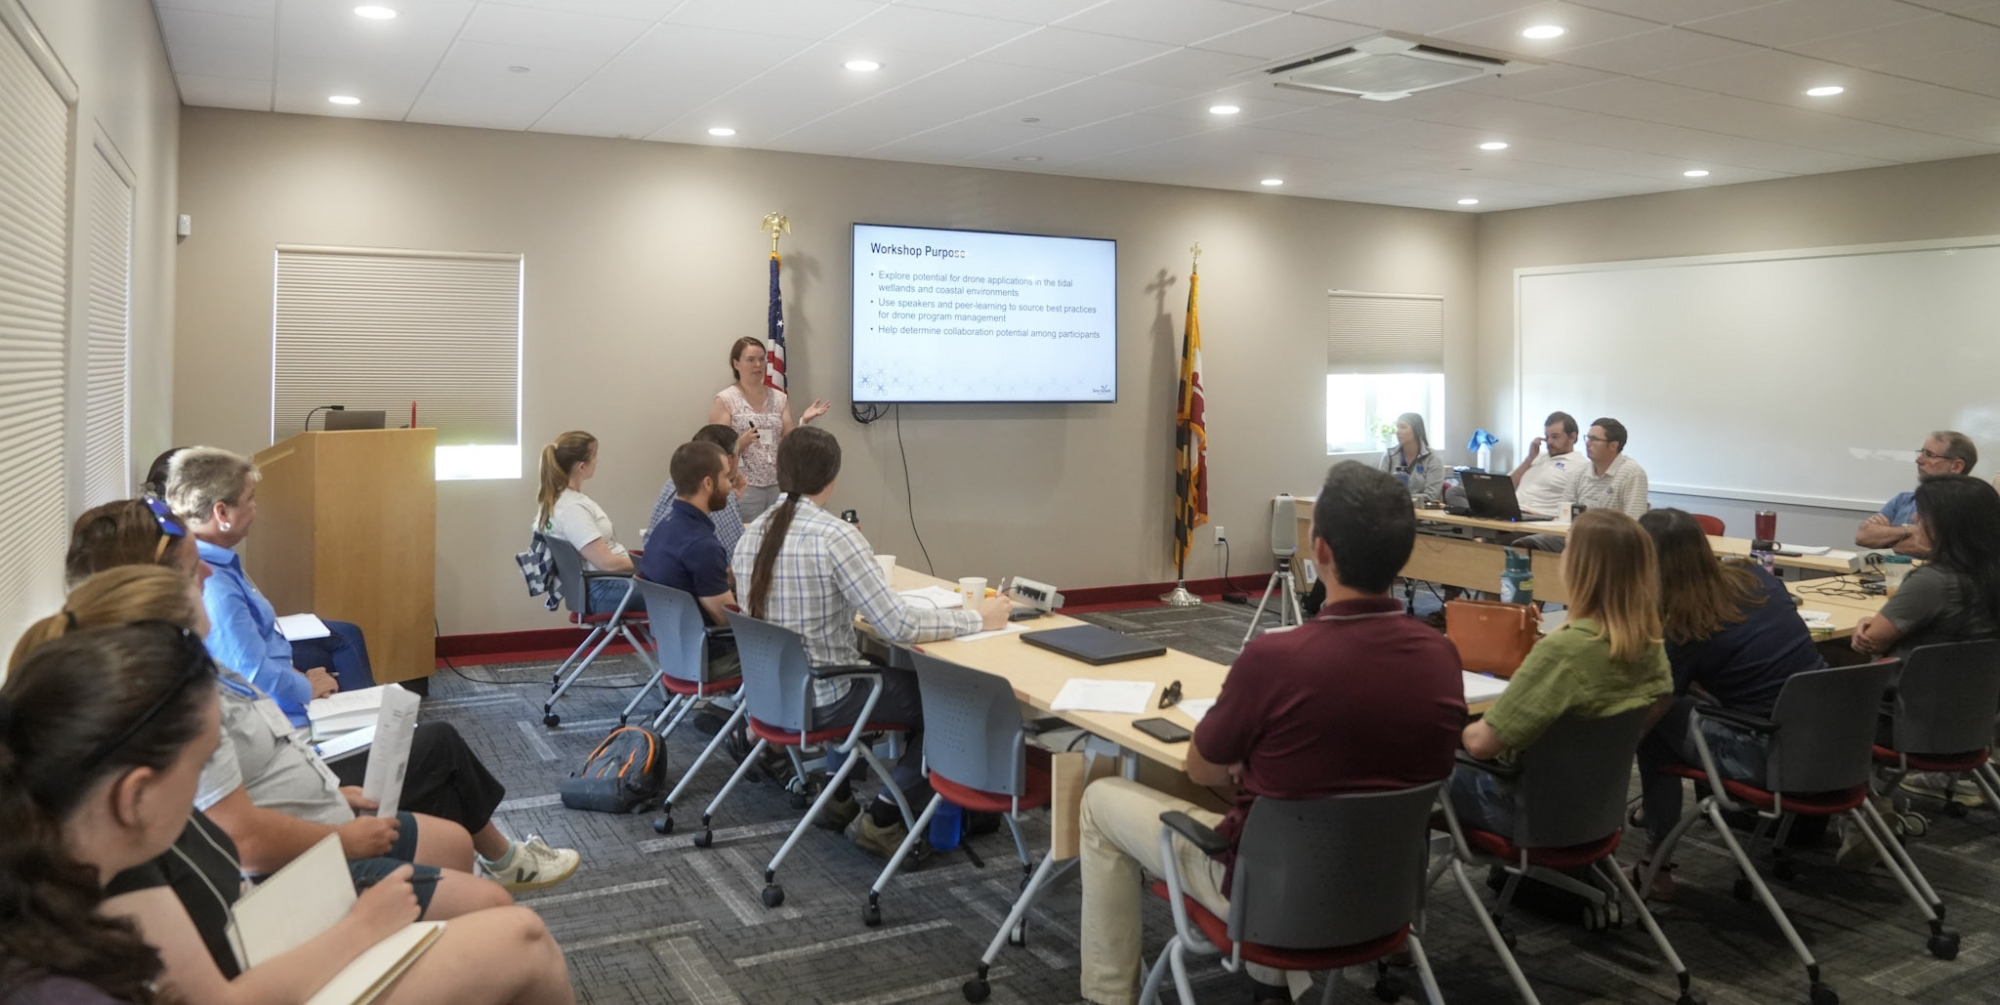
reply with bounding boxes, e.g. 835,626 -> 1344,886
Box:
760,212 -> 792,253
1189,241 -> 1202,270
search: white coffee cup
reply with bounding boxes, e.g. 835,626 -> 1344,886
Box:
958,577 -> 987,608
876,555 -> 896,582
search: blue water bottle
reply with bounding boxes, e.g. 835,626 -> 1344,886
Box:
928,800 -> 962,851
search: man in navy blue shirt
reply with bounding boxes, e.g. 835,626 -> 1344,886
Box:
640,441 -> 740,676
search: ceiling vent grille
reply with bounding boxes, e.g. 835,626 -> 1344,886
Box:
1265,32 -> 1538,101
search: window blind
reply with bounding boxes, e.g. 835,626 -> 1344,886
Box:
0,1 -> 74,653
83,138 -> 134,507
273,247 -> 522,447
1326,291 -> 1444,374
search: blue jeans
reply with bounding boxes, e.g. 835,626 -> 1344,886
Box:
346,811 -> 441,916
586,577 -> 634,615
291,619 -> 376,691
1638,696 -> 1770,845
1448,763 -> 1516,837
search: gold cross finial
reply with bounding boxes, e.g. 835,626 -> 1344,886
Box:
1189,242 -> 1202,266
760,212 -> 791,252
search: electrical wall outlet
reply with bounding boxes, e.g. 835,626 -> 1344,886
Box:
1213,525 -> 1226,545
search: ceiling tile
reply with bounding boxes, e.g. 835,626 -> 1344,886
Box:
158,7 -> 273,79
1874,42 -> 2000,96
1146,89 -> 1333,125
175,72 -> 273,109
1055,0 -> 1279,47
273,54 -> 435,119
868,112 -> 1063,159
1539,0 -> 1781,26
1188,13 -> 1373,60
664,45 -> 963,138
895,0 -> 1109,24
278,0 -> 473,65
408,40 -> 612,130
851,59 -> 1085,123
533,25 -> 815,138
665,0 -> 885,41
1456,62 -> 1617,97
1789,14 -> 2000,67
1003,76 -> 1201,129
1683,0 -> 1932,46
458,4 -> 652,54
156,0 -> 274,16
1553,26 -> 1764,75
1100,46 -> 1265,89
1526,76 -> 1714,115
822,5 -> 1039,58
976,27 -> 1176,75
1625,92 -> 2000,162
1299,0 -> 1542,36
1430,2 -> 1664,55
1643,49 -> 1862,102
489,0 -> 682,17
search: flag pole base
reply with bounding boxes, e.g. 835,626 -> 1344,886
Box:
1160,582 -> 1204,607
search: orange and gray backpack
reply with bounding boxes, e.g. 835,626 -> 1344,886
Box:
559,725 -> 668,813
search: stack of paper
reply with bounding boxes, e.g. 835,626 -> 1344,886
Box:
1177,698 -> 1217,724
276,613 -> 332,641
898,586 -> 965,610
1462,672 -> 1510,704
1050,678 -> 1155,714
235,834 -> 444,1005
309,684 -> 408,738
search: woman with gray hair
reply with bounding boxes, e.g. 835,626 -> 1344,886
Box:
163,445 -> 376,726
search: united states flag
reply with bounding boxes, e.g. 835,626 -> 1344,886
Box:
766,251 -> 787,393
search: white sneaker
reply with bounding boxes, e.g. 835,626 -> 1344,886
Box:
482,835 -> 580,892
1901,772 -> 1987,807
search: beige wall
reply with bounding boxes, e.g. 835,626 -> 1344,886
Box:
20,0 -> 181,510
174,108 -> 1477,636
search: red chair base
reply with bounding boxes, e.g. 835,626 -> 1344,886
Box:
1662,763 -> 1866,815
662,674 -> 741,696
931,750 -> 1053,814
1147,881 -> 1407,970
748,716 -> 910,748
1429,812 -> 1621,868
1871,745 -> 1991,773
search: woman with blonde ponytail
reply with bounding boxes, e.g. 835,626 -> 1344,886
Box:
532,431 -> 634,612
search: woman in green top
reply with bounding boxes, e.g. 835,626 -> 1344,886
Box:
1450,509 -> 1675,835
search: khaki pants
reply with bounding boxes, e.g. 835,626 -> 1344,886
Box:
1079,777 -> 1310,1004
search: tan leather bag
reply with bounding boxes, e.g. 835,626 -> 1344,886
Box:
1445,599 -> 1542,678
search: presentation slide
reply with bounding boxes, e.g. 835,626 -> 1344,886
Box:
852,224 -> 1117,403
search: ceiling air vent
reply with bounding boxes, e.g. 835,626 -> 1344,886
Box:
1264,32 -> 1538,101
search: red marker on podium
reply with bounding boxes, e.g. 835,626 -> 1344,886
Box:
410,401 -> 417,428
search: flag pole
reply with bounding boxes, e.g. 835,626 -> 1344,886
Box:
1162,242 -> 1204,607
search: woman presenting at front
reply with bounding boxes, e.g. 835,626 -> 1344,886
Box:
710,337 -> 831,523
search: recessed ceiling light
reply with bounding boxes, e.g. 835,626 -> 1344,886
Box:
1260,178 -> 1283,187
1521,24 -> 1565,39
1020,116 -> 1041,124
353,5 -> 397,19
507,65 -> 530,74
1457,197 -> 1480,205
1014,155 -> 1043,162
707,126 -> 736,137
328,94 -> 361,105
1805,85 -> 1844,97
1479,141 -> 1509,151
844,59 -> 881,72
1683,169 -> 1710,178
1209,104 -> 1241,116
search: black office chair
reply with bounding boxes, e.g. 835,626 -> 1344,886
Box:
540,535 -> 648,727
1433,707 -> 1699,1005
1142,784 -> 1447,1005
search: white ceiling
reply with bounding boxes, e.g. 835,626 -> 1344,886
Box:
151,0 -> 2000,211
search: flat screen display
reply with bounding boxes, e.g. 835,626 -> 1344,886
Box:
852,223 -> 1117,403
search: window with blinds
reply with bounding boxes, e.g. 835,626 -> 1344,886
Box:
83,136 -> 134,507
1324,291 -> 1445,455
272,246 -> 523,480
0,2 -> 75,655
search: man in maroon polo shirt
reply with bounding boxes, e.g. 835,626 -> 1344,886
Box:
1078,462 -> 1467,1005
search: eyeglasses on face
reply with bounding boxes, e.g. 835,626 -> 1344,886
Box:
1918,448 -> 1952,462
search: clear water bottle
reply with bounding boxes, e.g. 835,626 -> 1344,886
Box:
928,800 -> 962,851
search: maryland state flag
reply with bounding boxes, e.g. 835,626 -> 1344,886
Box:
1171,265 -> 1207,573
766,251 -> 788,392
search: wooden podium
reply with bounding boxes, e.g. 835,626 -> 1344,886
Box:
244,429 -> 436,684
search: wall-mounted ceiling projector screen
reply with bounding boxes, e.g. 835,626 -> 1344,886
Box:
852,223 -> 1117,403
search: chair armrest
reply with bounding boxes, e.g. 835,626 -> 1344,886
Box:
1454,750 -> 1519,779
1696,706 -> 1777,735
580,570 -> 629,580
808,663 -> 881,679
1159,811 -> 1230,857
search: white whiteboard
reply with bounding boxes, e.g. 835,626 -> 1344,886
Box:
1517,236 -> 2000,510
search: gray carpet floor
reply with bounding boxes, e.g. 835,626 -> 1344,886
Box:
432,596 -> 2000,1005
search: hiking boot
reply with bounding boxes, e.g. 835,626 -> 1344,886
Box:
482,835 -> 580,893
847,809 -> 911,859
815,791 -> 862,831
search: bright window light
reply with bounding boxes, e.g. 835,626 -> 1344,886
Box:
1326,373 -> 1444,455
436,444 -> 521,481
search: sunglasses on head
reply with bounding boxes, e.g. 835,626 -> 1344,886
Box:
142,496 -> 187,562
77,621 -> 217,776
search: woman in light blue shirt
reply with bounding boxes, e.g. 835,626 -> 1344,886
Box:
1379,411 -> 1445,503
158,446 -> 375,725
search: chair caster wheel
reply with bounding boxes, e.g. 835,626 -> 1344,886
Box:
1809,980 -> 1838,1005
1373,977 -> 1404,1002
1007,922 -> 1025,947
1732,878 -> 1754,901
762,884 -> 785,908
1676,991 -> 1706,1005
542,711 -> 560,728
1942,800 -> 1967,819
1928,931 -> 1960,960
1901,812 -> 1929,837
1773,860 -> 1797,882
692,831 -> 713,849
962,979 -> 990,1003
654,817 -> 673,835
862,902 -> 881,927
618,715 -> 629,727
790,792 -> 811,810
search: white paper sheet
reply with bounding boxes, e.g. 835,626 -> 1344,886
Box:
898,586 -> 965,609
1462,671 -> 1510,704
276,613 -> 332,641
950,623 -> 1028,644
1050,678 -> 1156,715
309,684 -> 406,737
1797,610 -> 1834,626
1178,698 -> 1216,724
362,687 -> 422,819
1777,544 -> 1833,556
312,725 -> 374,763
